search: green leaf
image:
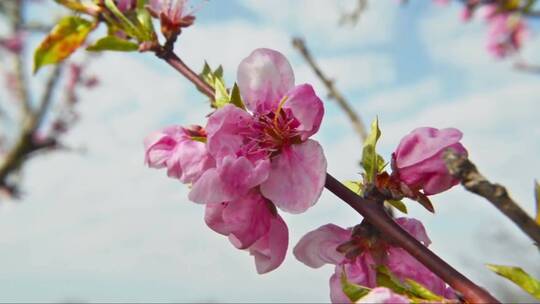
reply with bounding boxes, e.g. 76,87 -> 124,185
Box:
344,181 -> 363,195
341,269 -> 371,302
214,78 -> 230,108
386,200 -> 408,214
230,83 -> 246,110
136,0 -> 155,40
487,264 -> 540,299
376,266 -> 408,294
404,279 -> 444,301
535,180 -> 540,225
104,0 -> 144,40
361,117 -> 385,183
87,36 -> 139,52
34,16 -> 94,73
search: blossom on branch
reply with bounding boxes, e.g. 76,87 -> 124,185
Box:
484,7 -> 527,58
147,0 -> 195,40
144,48 -> 326,273
294,218 -> 454,303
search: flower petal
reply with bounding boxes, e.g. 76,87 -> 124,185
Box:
261,140 -> 327,214
166,138 -> 214,183
204,192 -> 272,249
189,155 -> 270,204
144,125 -> 185,168
395,217 -> 431,246
394,127 -> 463,169
294,224 -> 350,268
358,287 -> 410,304
283,84 -> 324,141
206,104 -> 254,161
237,48 -> 295,113
387,247 -> 454,298
248,214 -> 289,274
329,269 -> 351,304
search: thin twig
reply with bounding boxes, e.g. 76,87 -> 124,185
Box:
339,0 -> 368,26
444,149 -> 540,246
292,37 -> 368,143
12,0 -> 31,115
154,47 -> 500,303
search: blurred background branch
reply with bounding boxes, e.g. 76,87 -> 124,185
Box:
292,37 -> 368,144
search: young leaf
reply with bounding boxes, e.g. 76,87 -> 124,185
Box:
214,78 -> 230,108
376,266 -> 408,294
341,269 -> 371,302
386,200 -> 408,214
404,279 -> 444,301
535,180 -> 540,225
344,181 -> 363,195
361,117 -> 384,183
230,83 -> 246,110
34,16 -> 94,73
486,264 -> 540,299
87,36 -> 139,52
104,0 -> 144,40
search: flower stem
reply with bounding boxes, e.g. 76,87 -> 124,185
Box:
154,48 -> 500,304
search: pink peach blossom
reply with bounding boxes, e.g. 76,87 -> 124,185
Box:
391,127 -> 467,195
189,48 -> 326,214
294,218 -> 454,303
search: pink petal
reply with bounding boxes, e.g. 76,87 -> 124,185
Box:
329,269 -> 352,304
144,126 -> 184,168
237,48 -> 295,113
395,217 -> 431,246
166,138 -> 214,183
387,247 -> 453,298
204,192 -> 272,249
260,140 -> 327,214
394,127 -> 463,169
248,214 -> 289,274
283,84 -> 324,141
206,104 -> 254,161
293,224 -> 350,268
189,155 -> 270,204
398,142 -> 467,195
358,287 -> 410,304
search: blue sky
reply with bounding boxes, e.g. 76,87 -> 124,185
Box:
0,0 -> 539,302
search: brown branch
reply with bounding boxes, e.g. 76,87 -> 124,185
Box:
444,149 -> 540,246
154,47 -> 500,303
0,64 -> 63,187
325,174 -> 500,303
292,37 -> 368,143
11,0 -> 31,115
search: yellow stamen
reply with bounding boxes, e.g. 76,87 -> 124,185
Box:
273,95 -> 288,128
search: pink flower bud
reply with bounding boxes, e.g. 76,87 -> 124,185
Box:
391,127 -> 467,195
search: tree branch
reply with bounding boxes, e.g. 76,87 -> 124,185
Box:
444,149 -> 540,246
154,47 -> 500,303
292,37 -> 368,143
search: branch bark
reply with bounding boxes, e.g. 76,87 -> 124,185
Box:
292,37 -> 368,143
155,47 -> 500,303
444,149 -> 540,246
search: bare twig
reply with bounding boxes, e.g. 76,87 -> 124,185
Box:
444,149 -> 540,246
154,47 -> 500,303
292,37 -> 368,143
339,0 -> 368,26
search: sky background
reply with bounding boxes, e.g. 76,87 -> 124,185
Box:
0,0 -> 539,302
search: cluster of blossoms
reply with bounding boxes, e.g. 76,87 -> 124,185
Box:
432,0 -> 527,58
145,48 -> 327,273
